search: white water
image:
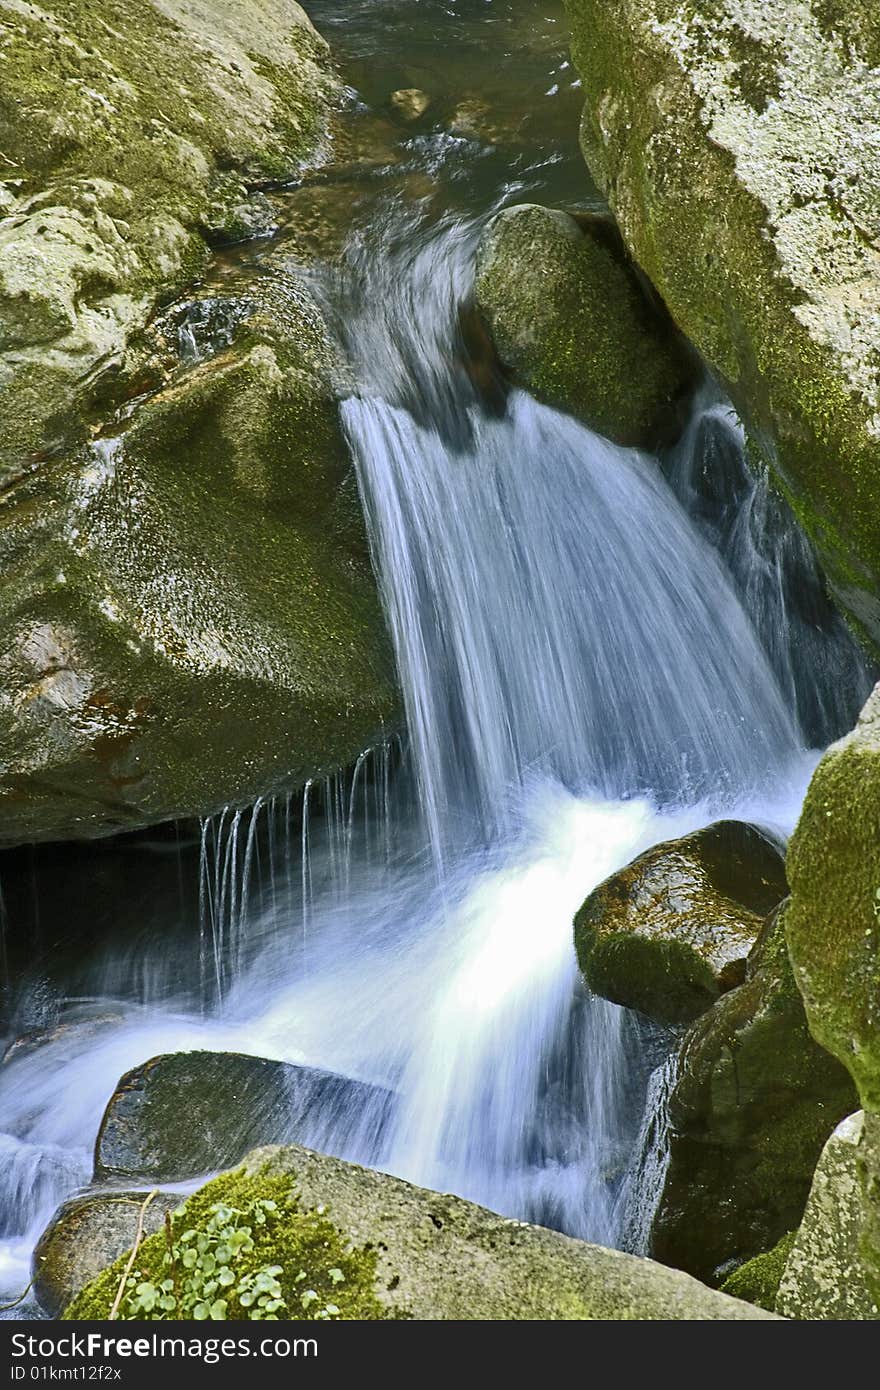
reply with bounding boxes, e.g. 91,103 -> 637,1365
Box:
0,206 -> 857,1305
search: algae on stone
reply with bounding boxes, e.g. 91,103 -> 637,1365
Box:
474,203 -> 695,448
0,0 -> 338,472
563,0 -> 880,648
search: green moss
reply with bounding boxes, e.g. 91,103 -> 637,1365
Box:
474,204 -> 694,448
786,705 -> 880,1114
64,1165 -> 397,1321
720,1231 -> 796,1311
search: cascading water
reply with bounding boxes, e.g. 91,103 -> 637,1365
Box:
0,0 -> 869,1311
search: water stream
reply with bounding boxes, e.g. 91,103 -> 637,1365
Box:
0,0 -> 871,1307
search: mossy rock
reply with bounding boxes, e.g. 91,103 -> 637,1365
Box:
563,0 -> 880,649
60,1143 -> 778,1320
93,1050 -> 394,1185
720,1230 -> 796,1313
0,273 -> 398,843
786,684 -> 880,1114
775,1111 -> 880,1319
650,907 -> 857,1282
0,0 -> 338,471
33,1190 -> 179,1318
474,204 -> 695,448
62,1164 -> 392,1321
574,821 -> 787,1025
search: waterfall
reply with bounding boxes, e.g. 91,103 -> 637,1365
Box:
0,207 -> 847,1301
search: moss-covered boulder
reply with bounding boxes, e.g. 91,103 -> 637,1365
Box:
650,908 -> 857,1282
0,0 -> 336,470
474,204 -> 695,448
786,683 -> 880,1113
574,821 -> 786,1025
0,274 -> 397,843
33,1190 -> 179,1318
775,1112 -> 879,1319
60,1143 -> 778,1320
564,0 -> 880,647
784,683 -> 880,1311
0,2 -> 398,843
94,1050 -> 393,1185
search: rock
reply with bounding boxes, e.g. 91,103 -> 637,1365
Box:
473,203 -> 695,449
0,3 -> 399,844
649,907 -> 857,1282
389,88 -> 432,121
719,1230 -> 796,1313
33,1191 -> 179,1318
0,0 -> 337,472
786,683 -> 880,1114
94,1050 -> 394,1185
564,0 -> 880,648
775,1111 -> 879,1319
784,684 -> 880,1312
0,270 -> 398,843
574,821 -> 787,1025
64,1143 -> 779,1320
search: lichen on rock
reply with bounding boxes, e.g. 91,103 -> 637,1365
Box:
563,0 -> 880,648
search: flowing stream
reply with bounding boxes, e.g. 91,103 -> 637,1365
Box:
0,0 -> 871,1307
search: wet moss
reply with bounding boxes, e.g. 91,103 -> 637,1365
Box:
63,1164 -> 397,1321
720,1231 -> 796,1311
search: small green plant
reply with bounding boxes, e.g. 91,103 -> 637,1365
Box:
64,1165 -> 397,1321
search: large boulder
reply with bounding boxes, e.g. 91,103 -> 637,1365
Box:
787,683 -> 880,1113
0,0 -> 336,471
564,1 -> 880,648
574,821 -> 787,1025
94,1050 -> 394,1184
0,273 -> 397,843
775,1111 -> 879,1320
785,683 -> 880,1308
650,907 -> 857,1282
33,1190 -> 179,1318
60,1143 -> 778,1320
474,203 -> 695,448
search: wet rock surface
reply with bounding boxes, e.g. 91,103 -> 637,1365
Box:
650,907 -> 857,1282
94,1050 -> 394,1185
574,820 -> 787,1025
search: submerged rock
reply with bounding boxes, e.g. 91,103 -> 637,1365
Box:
473,203 -> 695,448
775,1111 -> 879,1320
650,908 -> 857,1282
574,821 -> 786,1025
389,88 -> 432,121
94,1050 -> 394,1185
564,0 -> 880,648
64,1143 -> 779,1320
33,1190 -> 179,1318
